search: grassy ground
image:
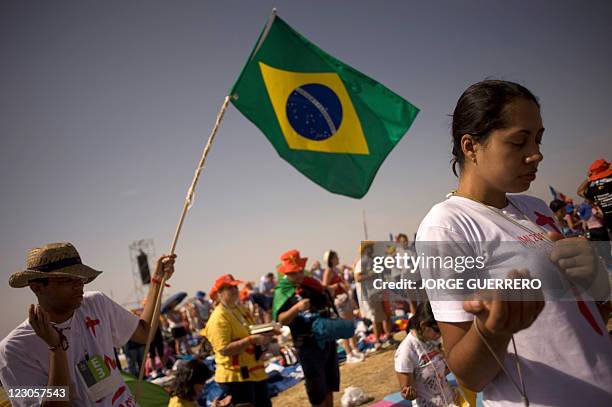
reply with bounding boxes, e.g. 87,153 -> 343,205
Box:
273,334 -> 405,407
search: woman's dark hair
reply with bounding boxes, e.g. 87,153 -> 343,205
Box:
451,80 -> 540,176
549,199 -> 566,214
172,359 -> 212,400
408,302 -> 437,334
326,250 -> 338,268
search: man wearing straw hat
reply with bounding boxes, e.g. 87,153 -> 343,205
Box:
0,242 -> 175,406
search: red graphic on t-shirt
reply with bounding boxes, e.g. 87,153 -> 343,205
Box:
571,287 -> 604,336
534,211 -> 561,234
111,385 -> 126,404
85,317 -> 100,337
517,232 -> 547,244
96,384 -> 132,406
104,354 -> 118,371
118,398 -> 135,407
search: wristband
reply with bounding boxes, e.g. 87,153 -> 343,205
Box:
151,276 -> 170,287
49,342 -> 68,352
49,327 -> 69,351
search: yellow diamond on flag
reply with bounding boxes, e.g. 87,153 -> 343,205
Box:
259,62 -> 369,154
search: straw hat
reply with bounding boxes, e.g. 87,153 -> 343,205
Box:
9,242 -> 102,288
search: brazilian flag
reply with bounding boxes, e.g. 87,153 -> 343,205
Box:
230,13 -> 419,198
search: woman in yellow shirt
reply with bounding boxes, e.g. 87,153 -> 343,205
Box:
203,274 -> 272,407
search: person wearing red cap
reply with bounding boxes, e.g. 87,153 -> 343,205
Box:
202,274 -> 272,407
273,250 -> 340,407
578,158 -> 612,236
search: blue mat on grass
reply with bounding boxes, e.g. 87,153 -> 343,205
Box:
197,364 -> 304,406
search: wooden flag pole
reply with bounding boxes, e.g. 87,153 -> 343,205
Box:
135,95 -> 232,401
250,8 -> 277,61
362,209 -> 369,240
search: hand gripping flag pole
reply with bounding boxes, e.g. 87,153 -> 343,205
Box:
135,11 -> 280,400
135,95 -> 231,401
135,8 -> 276,402
136,3 -> 420,395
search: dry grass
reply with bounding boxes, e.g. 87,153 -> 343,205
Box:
273,313 -> 612,407
273,333 -> 405,407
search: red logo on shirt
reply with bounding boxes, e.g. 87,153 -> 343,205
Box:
104,354 -> 118,371
534,211 -> 561,234
517,232 -> 547,244
111,386 -> 126,404
85,316 -> 100,337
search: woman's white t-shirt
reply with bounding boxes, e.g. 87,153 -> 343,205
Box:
394,331 -> 458,407
416,195 -> 612,407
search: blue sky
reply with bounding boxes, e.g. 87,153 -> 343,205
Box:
1,0 -> 611,336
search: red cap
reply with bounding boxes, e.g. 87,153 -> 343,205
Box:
209,274 -> 242,301
588,159 -> 612,181
239,286 -> 251,303
277,249 -> 307,274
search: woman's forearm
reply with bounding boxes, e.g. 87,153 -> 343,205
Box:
278,305 -> 300,325
443,322 -> 512,392
219,336 -> 251,356
577,179 -> 589,197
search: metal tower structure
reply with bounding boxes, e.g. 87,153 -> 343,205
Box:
128,239 -> 156,308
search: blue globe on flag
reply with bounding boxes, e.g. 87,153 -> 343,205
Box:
286,83 -> 343,141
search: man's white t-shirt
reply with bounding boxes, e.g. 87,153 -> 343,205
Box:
416,195 -> 612,406
0,291 -> 140,406
353,258 -> 379,314
394,332 -> 457,407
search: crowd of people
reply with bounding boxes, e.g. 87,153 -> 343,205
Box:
1,80 -> 610,407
